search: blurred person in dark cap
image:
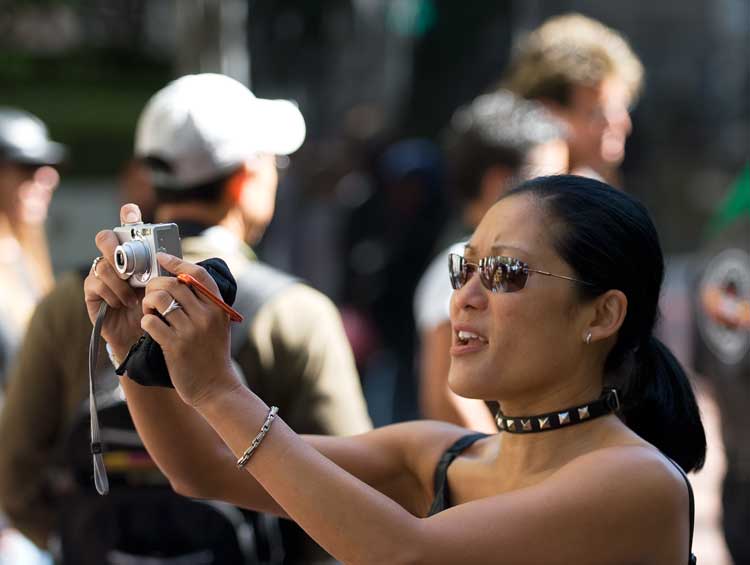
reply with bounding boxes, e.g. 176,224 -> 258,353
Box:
414,90 -> 568,431
0,107 -> 65,389
0,106 -> 64,565
503,13 -> 644,187
0,74 -> 371,563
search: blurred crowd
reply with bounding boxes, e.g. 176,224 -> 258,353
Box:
0,10 -> 747,565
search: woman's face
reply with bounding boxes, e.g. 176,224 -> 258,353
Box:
448,194 -> 589,404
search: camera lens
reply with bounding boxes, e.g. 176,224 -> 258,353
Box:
114,241 -> 151,278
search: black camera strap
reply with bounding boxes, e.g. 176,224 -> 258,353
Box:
88,301 -> 110,495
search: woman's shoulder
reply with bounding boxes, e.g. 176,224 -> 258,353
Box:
560,442 -> 689,494
382,420 -> 489,452
365,421 -> 490,478
550,443 -> 691,547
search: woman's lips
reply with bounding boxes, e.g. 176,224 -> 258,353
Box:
451,327 -> 488,355
450,340 -> 487,356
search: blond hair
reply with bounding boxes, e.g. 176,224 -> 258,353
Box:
503,13 -> 644,106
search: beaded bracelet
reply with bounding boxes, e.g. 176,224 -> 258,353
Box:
236,406 -> 279,469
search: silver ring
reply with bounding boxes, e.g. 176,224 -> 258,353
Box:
91,256 -> 104,279
162,298 -> 182,317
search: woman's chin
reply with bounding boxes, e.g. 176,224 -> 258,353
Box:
448,371 -> 495,401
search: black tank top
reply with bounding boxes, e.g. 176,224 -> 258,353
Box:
427,433 -> 697,564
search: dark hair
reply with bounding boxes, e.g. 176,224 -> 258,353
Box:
507,175 -> 706,472
444,90 -> 565,205
145,156 -> 239,204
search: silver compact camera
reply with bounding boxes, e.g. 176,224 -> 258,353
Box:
113,221 -> 182,287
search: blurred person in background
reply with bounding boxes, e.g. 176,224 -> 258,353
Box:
342,137 -> 446,424
0,73 -> 371,564
414,90 -> 568,431
0,159 -> 155,564
0,107 -> 64,391
0,106 -> 64,565
692,165 -> 750,564
502,13 -> 644,187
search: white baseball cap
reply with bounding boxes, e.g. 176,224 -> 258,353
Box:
135,73 -> 306,188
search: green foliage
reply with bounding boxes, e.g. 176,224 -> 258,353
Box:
0,49 -> 170,176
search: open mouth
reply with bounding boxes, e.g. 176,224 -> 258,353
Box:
456,330 -> 488,346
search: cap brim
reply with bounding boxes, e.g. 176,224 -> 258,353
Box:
4,140 -> 67,166
251,98 -> 306,156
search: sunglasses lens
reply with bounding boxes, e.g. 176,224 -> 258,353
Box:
450,254 -> 530,293
448,254 -> 466,290
479,257 -> 529,292
501,259 -> 528,292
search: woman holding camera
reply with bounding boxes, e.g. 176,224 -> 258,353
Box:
85,175 -> 705,564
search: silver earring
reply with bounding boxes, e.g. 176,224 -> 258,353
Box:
585,331 -> 592,345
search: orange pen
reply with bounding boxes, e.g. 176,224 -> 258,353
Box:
177,273 -> 244,322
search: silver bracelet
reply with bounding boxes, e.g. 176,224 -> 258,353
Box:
236,406 -> 279,469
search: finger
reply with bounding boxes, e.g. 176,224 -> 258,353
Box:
141,313 -> 174,346
84,275 -> 130,310
146,276 -> 205,314
95,229 -> 121,263
157,253 -> 220,296
90,245 -> 139,307
120,203 -> 142,225
142,288 -> 190,327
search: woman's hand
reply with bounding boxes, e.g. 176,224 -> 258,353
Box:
141,253 -> 243,407
83,203 -> 145,358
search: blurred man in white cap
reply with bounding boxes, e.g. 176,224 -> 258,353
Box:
0,74 -> 371,563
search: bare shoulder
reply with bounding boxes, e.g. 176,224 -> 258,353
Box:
310,420 -> 475,479
385,421 -> 491,505
547,443 -> 691,560
558,443 -> 689,503
357,420 -> 477,463
308,420 -> 479,516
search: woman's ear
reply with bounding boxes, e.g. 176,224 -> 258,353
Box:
584,289 -> 628,344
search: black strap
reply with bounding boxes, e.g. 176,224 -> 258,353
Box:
427,433 -> 488,517
230,260 -> 298,356
664,457 -> 697,564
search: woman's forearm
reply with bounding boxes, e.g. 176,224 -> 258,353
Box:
197,385 -> 425,565
119,376 -> 285,515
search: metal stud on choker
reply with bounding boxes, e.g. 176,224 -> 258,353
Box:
495,389 -> 620,434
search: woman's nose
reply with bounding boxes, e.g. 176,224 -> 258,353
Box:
450,269 -> 489,314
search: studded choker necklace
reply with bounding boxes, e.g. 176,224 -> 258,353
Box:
495,389 -> 620,433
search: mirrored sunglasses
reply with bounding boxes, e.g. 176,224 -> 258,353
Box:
448,253 -> 593,293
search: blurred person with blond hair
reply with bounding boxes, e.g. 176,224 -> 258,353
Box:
503,13 -> 644,187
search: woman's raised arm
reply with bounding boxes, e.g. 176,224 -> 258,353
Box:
193,381 -> 689,565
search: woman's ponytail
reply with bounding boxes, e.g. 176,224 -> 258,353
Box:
620,336 -> 706,473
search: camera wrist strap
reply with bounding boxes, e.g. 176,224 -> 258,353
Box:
88,301 -> 110,495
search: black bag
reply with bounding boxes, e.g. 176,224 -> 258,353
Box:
56,390 -> 261,565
